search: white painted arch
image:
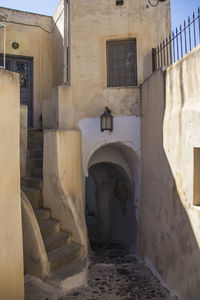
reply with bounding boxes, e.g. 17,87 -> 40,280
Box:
78,115 -> 141,200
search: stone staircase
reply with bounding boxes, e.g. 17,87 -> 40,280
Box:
21,129 -> 86,286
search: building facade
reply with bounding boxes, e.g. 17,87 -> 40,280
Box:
0,1 -> 172,299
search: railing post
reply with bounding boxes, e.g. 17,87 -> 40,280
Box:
152,48 -> 156,72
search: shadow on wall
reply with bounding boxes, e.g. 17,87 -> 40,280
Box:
86,162 -> 137,251
141,68 -> 200,300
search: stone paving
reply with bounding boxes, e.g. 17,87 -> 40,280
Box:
25,244 -> 172,300
58,244 -> 170,300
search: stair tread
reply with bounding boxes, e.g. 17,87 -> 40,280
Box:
49,257 -> 87,280
48,243 -> 82,263
22,176 -> 42,181
28,157 -> 43,162
28,129 -> 43,132
22,186 -> 41,192
44,231 -> 71,247
35,209 -> 50,216
39,219 -> 60,228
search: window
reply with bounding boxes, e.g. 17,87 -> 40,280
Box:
107,39 -> 137,87
116,0 -> 124,5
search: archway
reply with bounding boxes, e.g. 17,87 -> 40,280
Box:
85,143 -> 140,252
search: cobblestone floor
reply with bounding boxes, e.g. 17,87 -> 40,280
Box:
59,244 -> 170,300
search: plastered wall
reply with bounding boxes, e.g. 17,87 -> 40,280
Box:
0,69 -> 24,300
43,129 -> 88,252
141,45 -> 200,300
50,0 -> 171,129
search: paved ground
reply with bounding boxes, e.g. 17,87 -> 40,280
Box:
25,244 -> 171,300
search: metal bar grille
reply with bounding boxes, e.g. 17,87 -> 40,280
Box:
152,6 -> 200,71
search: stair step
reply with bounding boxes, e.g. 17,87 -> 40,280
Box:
28,130 -> 43,143
28,141 -> 43,150
28,157 -> 43,168
29,167 -> 43,178
35,209 -> 50,222
44,231 -> 71,252
28,149 -> 43,159
39,219 -> 60,238
21,176 -> 42,189
48,243 -> 84,273
22,187 -> 41,210
47,257 -> 88,289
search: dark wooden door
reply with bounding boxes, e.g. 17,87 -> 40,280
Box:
0,56 -> 33,127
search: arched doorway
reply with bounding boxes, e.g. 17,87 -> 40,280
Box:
85,143 -> 140,252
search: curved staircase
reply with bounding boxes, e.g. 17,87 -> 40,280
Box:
21,129 -> 87,289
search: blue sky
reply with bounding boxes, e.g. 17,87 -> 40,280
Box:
0,0 -> 199,32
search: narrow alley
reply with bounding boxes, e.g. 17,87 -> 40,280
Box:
26,244 -> 171,300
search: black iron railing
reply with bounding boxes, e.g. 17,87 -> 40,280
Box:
152,7 -> 200,71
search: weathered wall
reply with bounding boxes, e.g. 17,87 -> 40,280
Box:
49,0 -> 171,129
43,129 -> 88,252
0,69 -> 24,300
141,45 -> 200,300
21,191 -> 50,279
0,7 -> 53,128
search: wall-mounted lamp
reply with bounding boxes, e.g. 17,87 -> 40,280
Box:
100,107 -> 113,132
148,0 -> 166,7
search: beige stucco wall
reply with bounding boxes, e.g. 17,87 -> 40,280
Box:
43,129 -> 88,252
49,0 -> 171,129
0,7 -> 53,128
21,191 -> 50,279
140,45 -> 200,300
0,69 -> 24,300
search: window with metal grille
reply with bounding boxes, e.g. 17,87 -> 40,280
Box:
107,39 -> 137,87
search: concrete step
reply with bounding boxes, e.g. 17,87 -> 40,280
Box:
35,209 -> 50,222
28,141 -> 43,150
21,176 -> 42,189
28,149 -> 43,159
48,243 -> 84,273
28,157 -> 43,168
39,219 -> 60,239
47,257 -> 88,290
28,130 -> 43,143
22,187 -> 41,211
29,167 -> 43,178
44,231 -> 71,252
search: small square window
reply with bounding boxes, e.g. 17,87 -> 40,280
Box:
107,39 -> 137,87
116,0 -> 124,5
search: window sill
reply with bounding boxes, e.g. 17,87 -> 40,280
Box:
105,85 -> 139,89
192,204 -> 200,210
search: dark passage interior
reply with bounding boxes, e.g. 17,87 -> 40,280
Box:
85,162 -> 137,250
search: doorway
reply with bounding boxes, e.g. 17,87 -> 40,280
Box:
0,55 -> 33,127
85,162 -> 137,250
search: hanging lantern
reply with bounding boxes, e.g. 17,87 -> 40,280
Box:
100,107 -> 113,132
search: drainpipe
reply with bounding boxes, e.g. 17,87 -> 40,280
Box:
63,0 -> 67,84
0,21 -> 7,69
67,0 -> 71,85
3,25 -> 6,68
63,0 -> 71,85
